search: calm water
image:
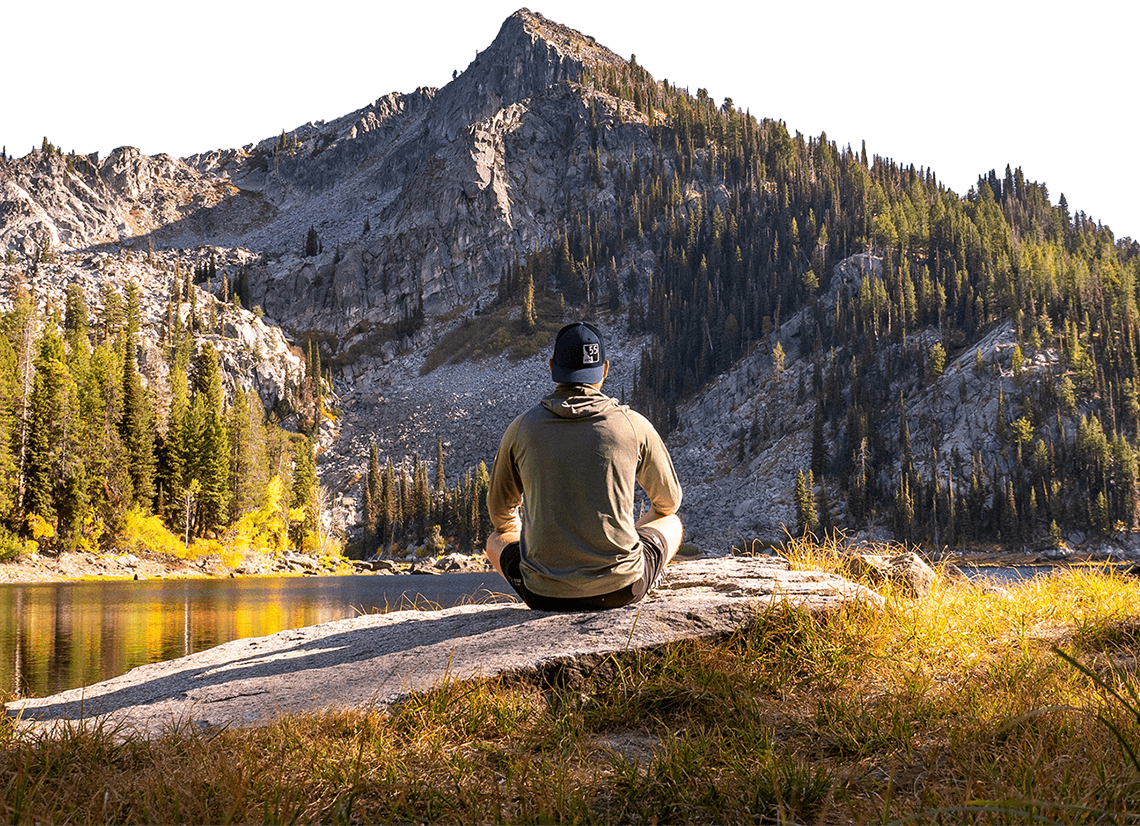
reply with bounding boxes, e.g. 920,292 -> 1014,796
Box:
959,564 -> 1060,583
2,563 -> 1083,699
0,573 -> 512,698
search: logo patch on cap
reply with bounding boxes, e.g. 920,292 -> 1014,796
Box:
582,343 -> 600,364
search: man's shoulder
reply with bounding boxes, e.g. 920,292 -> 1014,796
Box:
521,398 -> 556,420
609,402 -> 656,432
507,400 -> 556,433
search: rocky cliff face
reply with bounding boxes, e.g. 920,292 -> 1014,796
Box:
1,11 -> 651,355
233,9 -> 652,347
1,10 -> 641,399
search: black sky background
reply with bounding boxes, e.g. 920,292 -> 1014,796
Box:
8,6 -> 1130,240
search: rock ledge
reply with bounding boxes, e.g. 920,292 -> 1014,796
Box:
8,558 -> 882,735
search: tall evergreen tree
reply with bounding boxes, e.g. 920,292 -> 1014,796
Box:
227,389 -> 267,521
24,325 -> 83,542
0,333 -> 19,525
363,442 -> 382,556
120,336 -> 156,509
189,344 -> 230,536
290,439 -> 319,547
794,468 -> 818,536
117,283 -> 156,508
155,355 -> 189,528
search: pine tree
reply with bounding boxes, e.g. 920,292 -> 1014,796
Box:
382,458 -> 398,551
894,474 -> 915,542
361,478 -> 374,557
0,332 -> 19,524
97,284 -> 127,348
433,436 -> 448,528
415,458 -> 431,541
522,273 -> 536,330
119,287 -> 156,510
927,341 -> 946,383
155,354 -> 189,527
189,344 -> 230,536
290,439 -> 319,548
363,442 -> 381,556
63,284 -> 90,359
1000,479 -> 1020,545
120,344 -> 156,509
227,389 -> 268,521
772,341 -> 786,376
794,469 -> 818,536
24,326 -> 82,542
76,341 -> 131,533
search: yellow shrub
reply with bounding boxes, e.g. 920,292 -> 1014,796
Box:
27,514 -> 54,542
227,475 -> 290,558
120,510 -> 241,567
121,509 -> 188,557
189,537 -> 242,569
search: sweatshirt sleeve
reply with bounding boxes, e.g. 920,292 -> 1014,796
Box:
634,414 -> 683,515
486,416 -> 525,535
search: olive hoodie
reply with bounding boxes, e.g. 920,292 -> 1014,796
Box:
487,385 -> 682,597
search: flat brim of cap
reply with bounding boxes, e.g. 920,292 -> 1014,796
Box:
551,363 -> 605,384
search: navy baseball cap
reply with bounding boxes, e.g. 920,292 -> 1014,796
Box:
551,322 -> 606,384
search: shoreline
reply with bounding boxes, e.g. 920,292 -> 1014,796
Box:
1,543 -> 1132,587
0,549 -> 493,585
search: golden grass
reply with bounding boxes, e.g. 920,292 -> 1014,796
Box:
4,541 -> 1140,823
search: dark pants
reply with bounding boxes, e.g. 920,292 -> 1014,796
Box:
499,527 -> 669,611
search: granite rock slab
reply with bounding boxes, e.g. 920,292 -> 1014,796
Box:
7,558 -> 883,736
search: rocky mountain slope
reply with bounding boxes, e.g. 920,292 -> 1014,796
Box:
3,8 -> 1136,557
2,11 -> 645,345
0,8 -> 699,540
1,9 -> 654,376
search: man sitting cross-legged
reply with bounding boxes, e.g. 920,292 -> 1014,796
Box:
485,321 -> 683,611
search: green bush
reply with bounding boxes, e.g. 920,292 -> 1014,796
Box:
0,526 -> 25,561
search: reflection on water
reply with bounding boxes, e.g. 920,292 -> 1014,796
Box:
959,564 -> 1059,584
0,573 -> 512,699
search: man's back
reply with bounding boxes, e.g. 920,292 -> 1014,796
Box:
488,384 -> 681,598
484,321 -> 683,610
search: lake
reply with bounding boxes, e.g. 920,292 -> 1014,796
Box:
957,564 -> 1061,583
0,562 -> 1085,700
0,573 -> 514,698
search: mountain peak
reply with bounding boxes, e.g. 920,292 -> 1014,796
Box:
426,9 -> 623,142
505,8 -> 624,70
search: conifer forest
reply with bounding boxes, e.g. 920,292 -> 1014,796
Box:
494,58 -> 1140,548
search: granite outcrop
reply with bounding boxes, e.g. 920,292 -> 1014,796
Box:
8,557 -> 884,736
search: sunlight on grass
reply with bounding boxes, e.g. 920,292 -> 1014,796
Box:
4,540 -> 1140,823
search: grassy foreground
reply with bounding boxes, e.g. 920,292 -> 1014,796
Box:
3,542 -> 1140,824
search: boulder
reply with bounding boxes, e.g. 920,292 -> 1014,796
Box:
841,550 -> 936,598
8,557 -> 883,736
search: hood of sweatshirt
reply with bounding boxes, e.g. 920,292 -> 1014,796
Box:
540,386 -> 618,420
